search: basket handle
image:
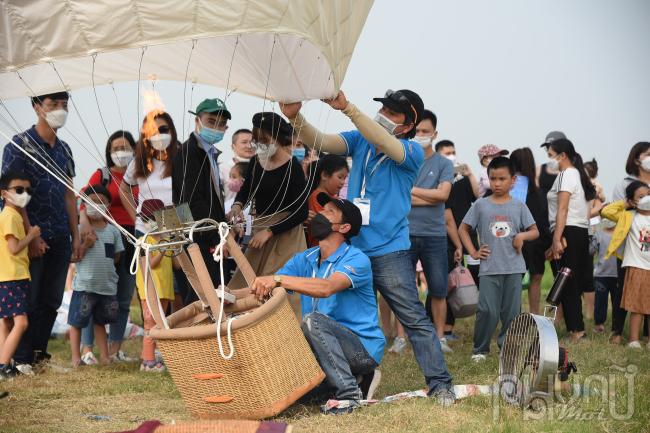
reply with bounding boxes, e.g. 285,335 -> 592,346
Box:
226,233 -> 257,286
187,243 -> 227,323
176,249 -> 210,308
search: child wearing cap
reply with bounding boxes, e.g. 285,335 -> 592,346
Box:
477,144 -> 509,197
68,185 -> 123,367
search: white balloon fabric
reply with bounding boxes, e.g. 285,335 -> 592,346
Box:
0,0 -> 374,102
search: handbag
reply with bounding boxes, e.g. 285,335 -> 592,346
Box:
447,265 -> 479,318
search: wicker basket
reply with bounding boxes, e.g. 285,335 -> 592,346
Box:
146,239 -> 324,419
155,420 -> 292,433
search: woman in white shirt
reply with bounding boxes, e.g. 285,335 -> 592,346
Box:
120,111 -> 179,236
546,138 -> 597,343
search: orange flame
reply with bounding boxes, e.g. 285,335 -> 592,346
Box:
141,89 -> 166,140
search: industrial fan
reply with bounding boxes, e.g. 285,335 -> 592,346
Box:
498,267 -> 577,409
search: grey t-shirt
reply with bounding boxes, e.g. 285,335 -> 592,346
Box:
408,153 -> 454,237
593,229 -> 617,277
73,225 -> 124,296
462,197 -> 536,276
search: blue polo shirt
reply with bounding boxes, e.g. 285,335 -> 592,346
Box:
339,130 -> 424,257
2,126 -> 75,240
277,242 -> 385,364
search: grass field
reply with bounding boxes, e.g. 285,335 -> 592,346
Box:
1,267 -> 649,433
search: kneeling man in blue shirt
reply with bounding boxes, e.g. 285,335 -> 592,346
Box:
251,193 -> 385,414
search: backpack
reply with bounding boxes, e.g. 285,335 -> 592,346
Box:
97,167 -> 111,187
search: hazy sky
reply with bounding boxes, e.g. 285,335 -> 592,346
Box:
1,0 -> 648,197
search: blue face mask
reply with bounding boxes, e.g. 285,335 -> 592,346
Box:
198,119 -> 225,145
292,148 -> 306,162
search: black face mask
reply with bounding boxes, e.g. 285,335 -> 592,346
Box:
311,213 -> 336,241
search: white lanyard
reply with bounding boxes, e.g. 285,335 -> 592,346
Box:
360,149 -> 388,199
310,246 -> 350,312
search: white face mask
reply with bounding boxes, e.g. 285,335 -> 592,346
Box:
5,191 -> 31,208
637,195 -> 650,211
45,109 -> 68,129
413,135 -> 433,148
374,112 -> 401,135
547,157 -> 560,171
149,133 -> 172,151
86,203 -> 108,219
254,141 -> 277,160
641,156 -> 650,172
444,154 -> 457,163
142,220 -> 156,233
111,150 -> 134,168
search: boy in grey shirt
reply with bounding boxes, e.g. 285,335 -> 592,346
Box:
459,157 -> 538,361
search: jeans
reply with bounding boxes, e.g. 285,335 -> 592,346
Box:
81,228 -> 136,346
594,277 -> 617,326
473,274 -> 522,354
14,236 -> 71,364
301,312 -> 377,400
371,250 -> 453,393
409,235 -> 448,298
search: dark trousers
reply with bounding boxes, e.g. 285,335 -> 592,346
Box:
552,226 -> 592,333
594,276 -> 618,326
14,236 -> 71,364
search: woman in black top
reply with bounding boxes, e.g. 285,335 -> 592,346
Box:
227,112 -> 308,293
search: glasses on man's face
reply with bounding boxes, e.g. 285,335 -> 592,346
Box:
384,89 -> 417,124
158,125 -> 170,134
9,186 -> 32,195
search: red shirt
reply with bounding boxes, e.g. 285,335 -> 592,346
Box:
86,168 -> 137,227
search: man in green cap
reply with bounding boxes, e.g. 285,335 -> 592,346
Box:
172,98 -> 231,303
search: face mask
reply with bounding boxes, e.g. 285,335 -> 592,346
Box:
637,195 -> 650,211
444,154 -> 457,163
547,157 -> 560,171
5,191 -> 31,208
198,121 -> 225,145
142,220 -> 156,233
227,178 -> 243,193
45,109 -> 68,129
413,135 -> 432,148
111,150 -> 134,168
374,112 -> 401,135
86,203 -> 108,219
233,155 -> 250,163
311,213 -> 335,241
641,156 -> 650,172
149,133 -> 172,151
292,148 -> 306,162
255,141 -> 277,160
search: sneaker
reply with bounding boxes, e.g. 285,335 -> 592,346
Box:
81,352 -> 98,366
627,341 -> 642,349
110,351 -> 136,363
388,337 -> 407,354
140,360 -> 166,373
471,354 -> 487,363
320,399 -> 361,415
444,332 -> 460,342
439,338 -> 453,354
14,363 -> 35,376
358,369 -> 382,400
0,365 -> 18,381
431,388 -> 456,407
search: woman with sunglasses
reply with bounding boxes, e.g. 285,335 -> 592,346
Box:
119,112 -> 178,237
77,130 -> 138,365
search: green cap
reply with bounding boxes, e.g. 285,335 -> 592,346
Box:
189,98 -> 231,119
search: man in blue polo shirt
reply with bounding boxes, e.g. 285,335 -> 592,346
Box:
251,194 -> 384,415
1,91 -> 80,372
280,89 -> 455,406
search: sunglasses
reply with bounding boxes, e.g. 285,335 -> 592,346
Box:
385,89 -> 418,124
158,125 -> 170,134
8,186 -> 33,194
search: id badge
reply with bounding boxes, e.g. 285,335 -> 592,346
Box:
353,198 -> 371,225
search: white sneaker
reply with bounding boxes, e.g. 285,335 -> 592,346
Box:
627,341 -> 642,349
388,337 -> 407,354
110,350 -> 136,363
471,354 -> 487,363
81,352 -> 98,365
439,337 -> 453,353
14,363 -> 35,376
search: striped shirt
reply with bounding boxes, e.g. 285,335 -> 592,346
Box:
73,225 -> 124,296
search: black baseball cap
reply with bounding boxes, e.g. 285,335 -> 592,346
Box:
316,193 -> 362,239
373,89 -> 424,125
540,131 -> 566,148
